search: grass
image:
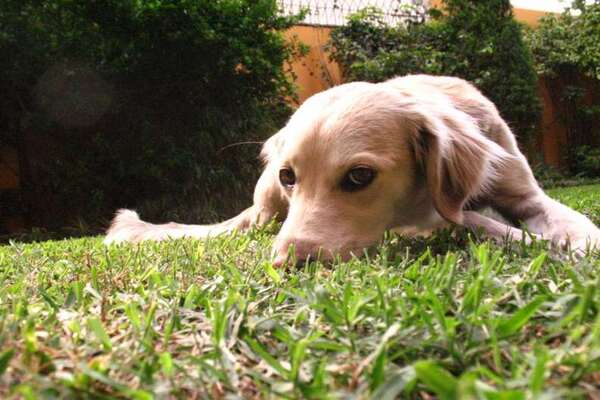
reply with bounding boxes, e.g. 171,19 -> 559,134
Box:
0,185 -> 599,399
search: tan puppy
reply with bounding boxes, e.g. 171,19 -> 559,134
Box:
105,75 -> 600,264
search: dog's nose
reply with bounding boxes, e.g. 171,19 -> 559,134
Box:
272,237 -> 319,268
272,254 -> 307,268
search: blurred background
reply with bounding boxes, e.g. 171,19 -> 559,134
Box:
0,0 -> 598,240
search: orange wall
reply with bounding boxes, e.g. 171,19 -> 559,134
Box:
285,25 -> 342,103
514,7 -> 550,26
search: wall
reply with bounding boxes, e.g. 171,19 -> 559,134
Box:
285,25 -> 342,103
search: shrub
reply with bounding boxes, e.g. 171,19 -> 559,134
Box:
328,0 -> 541,142
569,145 -> 600,178
532,161 -> 600,188
525,1 -> 600,169
0,0 -> 303,231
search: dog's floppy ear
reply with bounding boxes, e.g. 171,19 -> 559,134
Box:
408,103 -> 510,224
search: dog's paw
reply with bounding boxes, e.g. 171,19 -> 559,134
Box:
564,233 -> 600,257
104,209 -> 146,244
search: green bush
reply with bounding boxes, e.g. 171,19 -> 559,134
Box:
525,1 -> 600,170
569,145 -> 600,178
532,161 -> 600,188
525,0 -> 600,81
0,0 -> 303,231
328,0 -> 541,141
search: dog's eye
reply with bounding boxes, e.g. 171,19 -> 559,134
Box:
279,167 -> 296,188
341,166 -> 376,192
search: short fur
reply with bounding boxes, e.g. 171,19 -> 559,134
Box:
105,75 -> 600,264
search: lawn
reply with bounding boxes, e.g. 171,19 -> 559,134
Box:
1,185 -> 599,399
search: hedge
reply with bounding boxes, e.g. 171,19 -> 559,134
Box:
0,0 -> 303,232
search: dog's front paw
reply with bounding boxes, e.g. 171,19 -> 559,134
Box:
565,232 -> 600,256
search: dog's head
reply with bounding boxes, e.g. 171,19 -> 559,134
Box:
268,79 -> 508,266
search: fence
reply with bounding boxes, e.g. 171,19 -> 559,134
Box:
278,0 -> 429,26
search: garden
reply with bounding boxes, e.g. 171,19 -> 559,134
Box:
0,0 -> 599,398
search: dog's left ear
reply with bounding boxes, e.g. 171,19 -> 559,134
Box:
407,103 -> 510,224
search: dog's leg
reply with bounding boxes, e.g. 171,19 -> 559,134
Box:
508,193 -> 599,252
103,206 -> 257,244
463,211 -> 537,245
104,165 -> 287,244
465,115 -> 600,253
487,134 -> 599,252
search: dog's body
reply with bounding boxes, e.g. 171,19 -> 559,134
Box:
105,75 -> 600,263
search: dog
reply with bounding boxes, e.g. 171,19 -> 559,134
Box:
105,75 -> 600,265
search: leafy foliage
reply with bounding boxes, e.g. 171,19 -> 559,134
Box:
525,1 -> 600,173
328,0 -> 541,141
0,0 -> 304,230
569,145 -> 600,178
526,0 -> 600,81
0,185 -> 599,398
533,161 -> 600,189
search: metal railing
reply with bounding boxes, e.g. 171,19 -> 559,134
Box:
278,0 -> 429,26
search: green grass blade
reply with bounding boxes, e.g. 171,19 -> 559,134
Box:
496,295 -> 547,338
371,367 -> 416,400
530,346 -> 548,396
87,317 -> 112,351
0,349 -> 15,376
264,262 -> 282,284
414,361 -> 457,400
244,336 -> 289,378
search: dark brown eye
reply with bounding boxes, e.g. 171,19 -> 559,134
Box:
341,166 -> 376,192
279,167 -> 296,188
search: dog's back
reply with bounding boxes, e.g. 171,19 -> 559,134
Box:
385,75 -> 522,154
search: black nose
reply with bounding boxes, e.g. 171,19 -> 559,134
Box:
272,255 -> 307,268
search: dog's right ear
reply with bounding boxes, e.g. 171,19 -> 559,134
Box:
407,103 -> 511,224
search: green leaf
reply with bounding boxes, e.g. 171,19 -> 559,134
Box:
371,367 -> 416,400
370,349 -> 387,391
526,252 -> 547,278
290,337 -> 310,382
530,346 -> 548,395
414,361 -> 457,400
484,390 -> 526,400
159,352 -> 174,377
496,295 -> 546,338
244,337 -> 289,378
264,262 -> 282,284
87,317 -> 112,351
0,349 -> 15,376
124,302 -> 142,331
39,289 -> 59,311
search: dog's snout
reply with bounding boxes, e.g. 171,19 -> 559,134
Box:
273,254 -> 307,268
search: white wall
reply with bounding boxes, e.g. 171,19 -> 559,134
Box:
511,0 -> 594,12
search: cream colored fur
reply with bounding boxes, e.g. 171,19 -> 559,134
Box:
105,75 -> 600,264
